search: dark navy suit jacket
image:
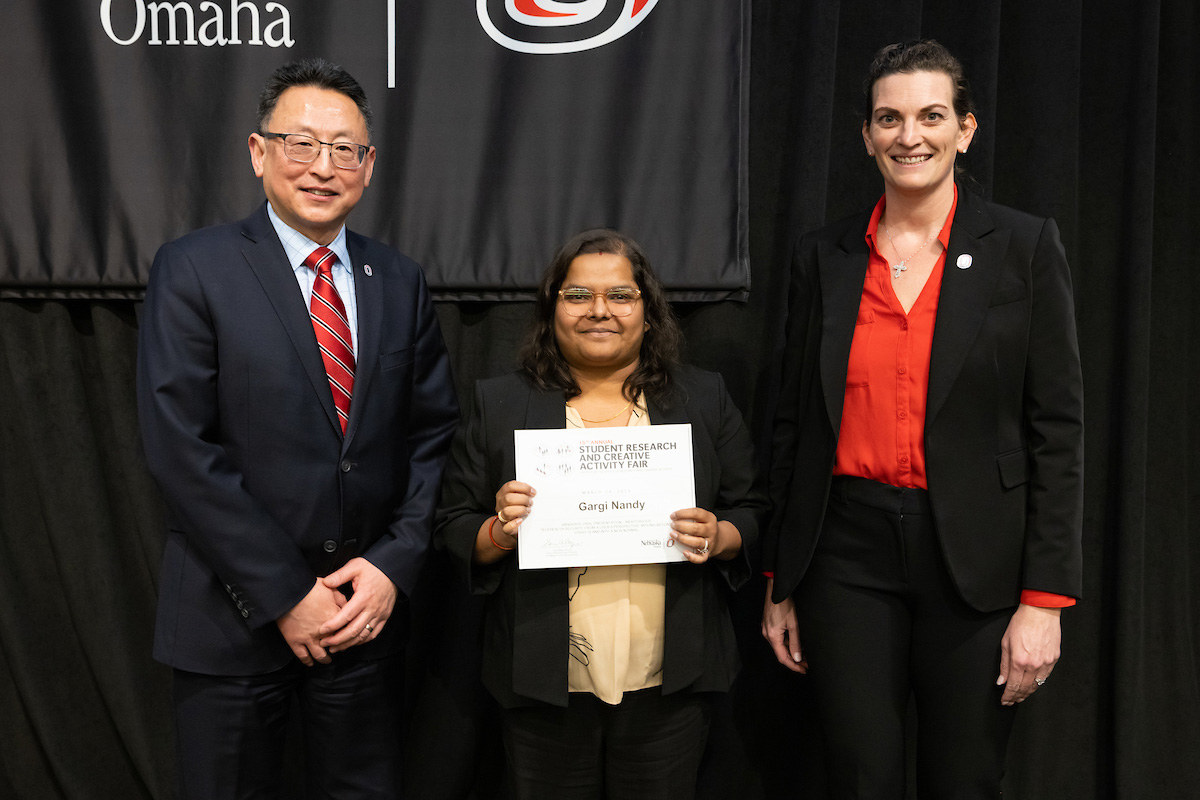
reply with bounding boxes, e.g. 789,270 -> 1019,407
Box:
137,203 -> 458,675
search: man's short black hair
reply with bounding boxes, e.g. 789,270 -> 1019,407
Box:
257,58 -> 373,139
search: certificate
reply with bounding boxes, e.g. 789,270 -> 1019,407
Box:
514,424 -> 695,569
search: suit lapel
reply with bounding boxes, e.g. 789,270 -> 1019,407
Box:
524,388 -> 565,431
511,383 -> 572,705
649,386 -> 703,689
648,391 -> 700,494
646,395 -> 688,425
819,220 -> 871,435
239,207 -> 341,436
926,191 -> 1009,425
342,233 -> 380,450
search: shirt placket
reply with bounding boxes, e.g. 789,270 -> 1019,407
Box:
895,314 -> 912,481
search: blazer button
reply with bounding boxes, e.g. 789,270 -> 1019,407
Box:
340,460 -> 352,472
241,609 -> 249,618
323,540 -> 337,553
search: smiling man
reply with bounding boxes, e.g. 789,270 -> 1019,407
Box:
137,59 -> 458,798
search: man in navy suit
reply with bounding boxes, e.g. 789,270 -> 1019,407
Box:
137,58 -> 458,798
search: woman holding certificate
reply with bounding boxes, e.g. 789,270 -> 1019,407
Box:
760,41 -> 1084,796
436,228 -> 765,800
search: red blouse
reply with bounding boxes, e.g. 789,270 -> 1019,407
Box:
832,192 -> 955,488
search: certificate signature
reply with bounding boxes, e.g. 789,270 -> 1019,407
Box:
514,424 -> 695,569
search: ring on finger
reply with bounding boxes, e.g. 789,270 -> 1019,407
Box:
497,509 -> 511,524
1035,676 -> 1046,686
697,538 -> 710,555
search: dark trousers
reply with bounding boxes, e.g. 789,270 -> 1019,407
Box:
172,652 -> 405,800
796,477 -> 1017,799
499,686 -> 713,800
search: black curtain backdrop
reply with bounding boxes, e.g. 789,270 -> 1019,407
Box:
2,0 -> 1197,798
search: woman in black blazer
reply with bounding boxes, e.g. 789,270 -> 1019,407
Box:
761,41 -> 1083,797
436,229 -> 765,800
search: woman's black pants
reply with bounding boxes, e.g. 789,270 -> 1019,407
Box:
498,686 -> 712,800
796,477 -> 1018,799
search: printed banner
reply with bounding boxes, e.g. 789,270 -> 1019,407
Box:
1,1 -> 749,300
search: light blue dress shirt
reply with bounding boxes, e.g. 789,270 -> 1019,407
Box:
267,203 -> 359,355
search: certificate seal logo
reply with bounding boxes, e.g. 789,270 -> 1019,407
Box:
477,0 -> 660,55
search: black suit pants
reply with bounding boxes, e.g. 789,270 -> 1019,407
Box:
172,652 -> 405,799
796,477 -> 1017,799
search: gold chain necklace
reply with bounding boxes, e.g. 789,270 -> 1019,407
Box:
569,400 -> 633,424
883,220 -> 940,279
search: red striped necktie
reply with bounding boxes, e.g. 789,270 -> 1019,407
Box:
304,246 -> 355,433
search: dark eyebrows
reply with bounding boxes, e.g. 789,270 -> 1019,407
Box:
562,283 -> 638,290
873,103 -> 951,116
282,122 -> 368,144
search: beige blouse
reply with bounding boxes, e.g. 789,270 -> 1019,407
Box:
565,397 -> 667,705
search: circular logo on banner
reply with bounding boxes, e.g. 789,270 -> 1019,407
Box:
477,0 -> 660,54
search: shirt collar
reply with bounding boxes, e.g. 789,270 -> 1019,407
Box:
266,203 -> 352,276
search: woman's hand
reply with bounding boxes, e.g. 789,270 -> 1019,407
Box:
495,480 -> 536,534
762,578 -> 808,673
669,508 -> 741,563
997,603 -> 1061,706
472,481 -> 536,564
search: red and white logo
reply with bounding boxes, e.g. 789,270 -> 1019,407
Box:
477,0 -> 660,54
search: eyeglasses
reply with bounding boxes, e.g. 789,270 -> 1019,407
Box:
262,132 -> 370,170
557,287 -> 643,317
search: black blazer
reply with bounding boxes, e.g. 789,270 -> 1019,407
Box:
137,204 -> 459,675
435,367 -> 766,708
765,188 -> 1083,612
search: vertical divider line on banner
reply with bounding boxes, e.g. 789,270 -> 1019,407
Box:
388,0 -> 396,88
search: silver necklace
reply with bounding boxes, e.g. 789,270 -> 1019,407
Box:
883,220 -> 939,279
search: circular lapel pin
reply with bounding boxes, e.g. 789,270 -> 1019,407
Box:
956,254 -> 973,269
364,264 -> 373,276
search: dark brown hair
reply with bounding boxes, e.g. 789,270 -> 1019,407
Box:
518,229 -> 683,406
862,39 -> 975,124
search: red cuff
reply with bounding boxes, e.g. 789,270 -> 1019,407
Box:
762,571 -> 774,579
1020,589 -> 1076,608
